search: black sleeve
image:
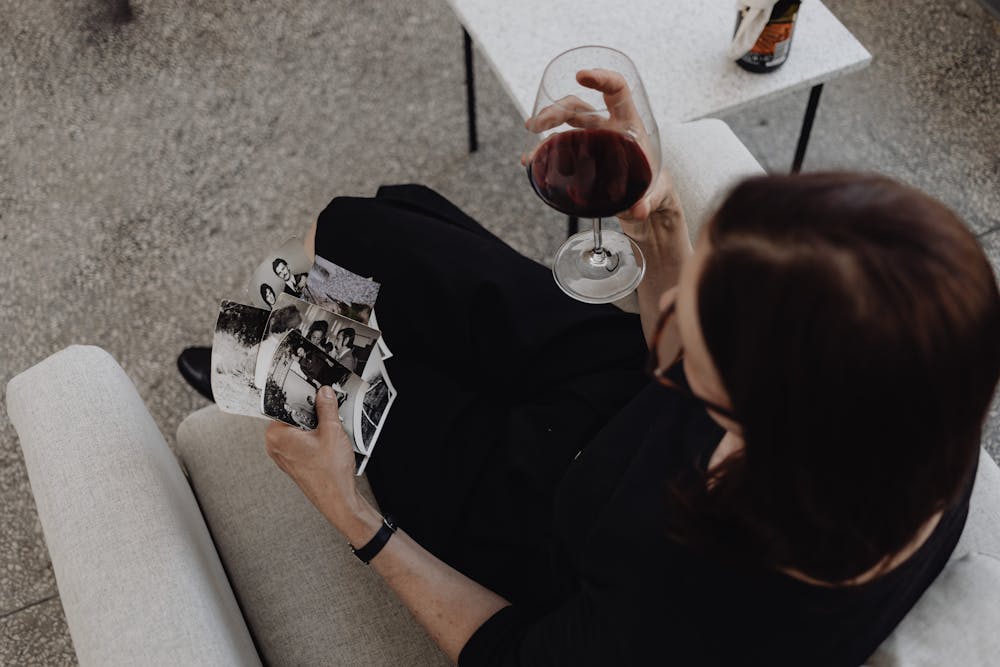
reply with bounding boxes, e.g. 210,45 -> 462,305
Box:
458,591 -> 625,667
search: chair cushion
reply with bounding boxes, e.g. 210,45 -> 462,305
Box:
7,346 -> 259,667
954,450 -> 1000,558
179,406 -> 1000,666
866,451 -> 1000,665
865,553 -> 1000,666
176,407 -> 448,667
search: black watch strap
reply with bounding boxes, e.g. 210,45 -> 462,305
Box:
350,515 -> 397,565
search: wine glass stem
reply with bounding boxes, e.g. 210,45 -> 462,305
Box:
591,218 -> 605,260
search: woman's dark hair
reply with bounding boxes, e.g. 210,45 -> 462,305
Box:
307,320 -> 329,339
666,172 -> 1000,584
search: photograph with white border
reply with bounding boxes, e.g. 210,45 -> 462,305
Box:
246,236 -> 311,309
303,255 -> 380,324
261,330 -> 368,452
368,310 -> 392,360
264,293 -> 380,376
358,348 -> 397,456
211,300 -> 270,418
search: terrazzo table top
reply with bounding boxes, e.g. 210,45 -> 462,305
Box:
447,0 -> 871,122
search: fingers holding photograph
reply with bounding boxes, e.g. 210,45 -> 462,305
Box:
211,300 -> 270,418
246,236 -> 312,309
262,330 -> 368,453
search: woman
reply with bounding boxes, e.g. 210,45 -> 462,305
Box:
265,88 -> 1000,665
306,320 -> 333,353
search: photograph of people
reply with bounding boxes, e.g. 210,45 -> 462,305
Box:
305,320 -> 333,352
293,343 -> 350,391
330,327 -> 358,373
263,293 -> 380,375
273,257 -> 307,295
242,236 -> 313,309
263,330 -> 358,430
259,283 -> 276,307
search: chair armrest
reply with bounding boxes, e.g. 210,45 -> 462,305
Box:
662,118 -> 766,239
611,118 -> 764,312
955,449 -> 1000,558
5,346 -> 260,667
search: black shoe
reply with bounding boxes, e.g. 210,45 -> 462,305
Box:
177,346 -> 214,402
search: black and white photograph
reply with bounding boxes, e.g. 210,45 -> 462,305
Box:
368,310 -> 393,360
253,296 -> 304,389
355,452 -> 370,477
261,330 -> 367,452
245,236 -> 312,309
263,293 -> 381,376
210,300 -> 270,418
359,349 -> 397,455
301,255 -> 381,324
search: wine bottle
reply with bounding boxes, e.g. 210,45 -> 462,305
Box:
735,0 -> 802,73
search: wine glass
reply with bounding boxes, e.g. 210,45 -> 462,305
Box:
525,46 -> 661,304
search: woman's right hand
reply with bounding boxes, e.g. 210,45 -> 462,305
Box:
264,387 -> 363,529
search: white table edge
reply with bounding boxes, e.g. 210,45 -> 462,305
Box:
449,2 -> 535,120
447,0 -> 873,125
685,52 -> 873,122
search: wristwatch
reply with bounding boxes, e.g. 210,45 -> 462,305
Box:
350,515 -> 397,565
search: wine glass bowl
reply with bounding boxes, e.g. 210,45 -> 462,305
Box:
525,46 -> 661,304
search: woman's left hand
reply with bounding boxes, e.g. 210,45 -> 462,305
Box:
520,68 -> 685,241
265,386 -> 361,527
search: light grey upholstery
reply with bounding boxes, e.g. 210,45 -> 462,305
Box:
661,118 -> 767,238
176,410 -> 448,667
865,451 -> 1000,666
6,345 -> 259,667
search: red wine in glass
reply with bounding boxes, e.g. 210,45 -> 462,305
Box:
528,128 -> 652,219
526,46 -> 660,303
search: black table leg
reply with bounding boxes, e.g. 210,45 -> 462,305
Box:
567,215 -> 579,237
791,83 -> 823,173
463,29 -> 478,153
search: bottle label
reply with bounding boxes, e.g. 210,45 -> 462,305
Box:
739,3 -> 799,69
750,22 -> 794,56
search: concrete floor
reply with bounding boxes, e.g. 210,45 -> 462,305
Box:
1,0 -> 998,662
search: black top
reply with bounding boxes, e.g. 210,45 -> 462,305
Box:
459,382 -> 972,667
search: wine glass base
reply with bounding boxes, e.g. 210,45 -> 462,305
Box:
552,230 -> 646,304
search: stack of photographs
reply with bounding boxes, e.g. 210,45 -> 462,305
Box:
210,238 -> 396,475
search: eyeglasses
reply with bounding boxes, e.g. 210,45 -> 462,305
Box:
647,302 -> 739,422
